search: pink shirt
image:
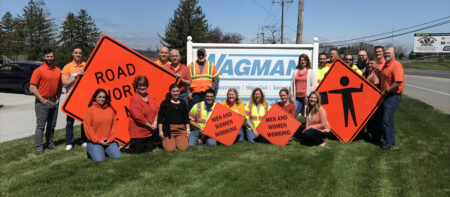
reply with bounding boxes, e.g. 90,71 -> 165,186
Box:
295,69 -> 308,98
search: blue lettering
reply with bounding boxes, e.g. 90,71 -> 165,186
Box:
235,59 -> 251,76
251,60 -> 271,76
286,60 -> 296,76
209,54 -> 227,70
269,60 -> 284,76
219,59 -> 234,76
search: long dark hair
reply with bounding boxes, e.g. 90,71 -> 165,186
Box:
297,54 -> 311,69
250,88 -> 266,106
88,88 -> 114,110
161,83 -> 181,108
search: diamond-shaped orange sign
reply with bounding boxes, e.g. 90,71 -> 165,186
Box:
202,103 -> 245,145
62,35 -> 176,144
316,58 -> 382,142
256,104 -> 301,146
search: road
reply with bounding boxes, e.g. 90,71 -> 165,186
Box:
0,70 -> 449,143
0,92 -> 80,143
403,74 -> 450,114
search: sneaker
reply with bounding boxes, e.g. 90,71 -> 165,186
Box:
65,144 -> 73,151
81,142 -> 87,148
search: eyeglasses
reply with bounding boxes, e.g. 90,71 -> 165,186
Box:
345,59 -> 353,61
197,53 -> 205,57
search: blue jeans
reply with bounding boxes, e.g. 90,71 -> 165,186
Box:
86,142 -> 121,162
380,94 -> 401,150
65,116 -> 86,145
235,127 -> 245,142
188,129 -> 217,146
245,127 -> 258,143
295,97 -> 305,117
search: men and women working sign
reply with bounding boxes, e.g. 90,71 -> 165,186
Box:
62,35 -> 382,146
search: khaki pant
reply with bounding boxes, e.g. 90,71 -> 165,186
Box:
162,124 -> 188,152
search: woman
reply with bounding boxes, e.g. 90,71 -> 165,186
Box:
301,91 -> 331,146
273,87 -> 296,117
128,76 -> 158,153
290,54 -> 317,117
221,88 -> 246,142
245,88 -> 271,143
158,84 -> 190,151
84,88 -> 120,162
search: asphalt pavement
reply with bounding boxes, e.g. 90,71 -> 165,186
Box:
0,92 -> 80,143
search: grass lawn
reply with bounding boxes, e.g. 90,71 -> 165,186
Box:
1,96 -> 449,196
401,61 -> 450,70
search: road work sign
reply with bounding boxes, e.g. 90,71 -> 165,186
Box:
62,35 -> 176,144
316,58 -> 382,142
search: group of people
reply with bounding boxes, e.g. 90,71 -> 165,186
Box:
29,44 -> 403,162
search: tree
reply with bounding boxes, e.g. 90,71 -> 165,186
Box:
56,9 -> 101,64
19,0 -> 55,61
207,27 -> 243,43
265,25 -> 280,44
160,0 -> 209,63
0,12 -> 25,56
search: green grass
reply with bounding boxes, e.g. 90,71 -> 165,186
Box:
401,61 -> 450,70
1,96 -> 449,196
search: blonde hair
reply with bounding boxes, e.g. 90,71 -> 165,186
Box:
226,88 -> 241,105
307,91 -> 322,115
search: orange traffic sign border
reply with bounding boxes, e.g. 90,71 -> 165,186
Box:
316,58 -> 383,142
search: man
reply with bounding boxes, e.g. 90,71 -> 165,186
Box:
189,88 -> 217,146
61,47 -> 87,151
155,46 -> 171,67
344,54 -> 363,76
357,50 -> 369,77
187,48 -> 219,108
374,46 -> 386,70
328,48 -> 339,65
164,49 -> 191,105
317,53 -> 330,85
379,47 -> 404,150
29,48 -> 62,155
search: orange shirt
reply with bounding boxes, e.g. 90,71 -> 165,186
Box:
62,60 -> 86,91
377,58 -> 386,71
155,60 -> 171,67
84,102 -> 117,144
30,63 -> 61,98
221,101 -> 246,117
128,93 -> 158,138
306,106 -> 330,132
163,63 -> 191,92
380,59 -> 404,93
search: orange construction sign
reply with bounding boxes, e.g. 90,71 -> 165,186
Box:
256,104 -> 301,146
316,58 -> 382,142
62,35 -> 176,144
202,103 -> 245,145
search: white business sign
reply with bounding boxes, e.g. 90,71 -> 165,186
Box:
414,33 -> 450,53
187,37 -> 319,104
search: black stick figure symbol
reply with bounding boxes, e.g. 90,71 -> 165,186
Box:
328,76 -> 363,127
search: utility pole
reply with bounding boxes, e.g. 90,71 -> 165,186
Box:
296,0 -> 304,44
273,0 -> 293,44
259,26 -> 269,44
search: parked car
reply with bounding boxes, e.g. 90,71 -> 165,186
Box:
0,62 -> 42,95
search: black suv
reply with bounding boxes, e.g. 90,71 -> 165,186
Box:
0,62 -> 42,95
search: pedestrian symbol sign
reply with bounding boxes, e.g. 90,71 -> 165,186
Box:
316,58 -> 382,142
62,35 -> 176,144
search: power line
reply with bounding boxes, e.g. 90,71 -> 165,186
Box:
323,16 -> 450,44
329,20 -> 450,47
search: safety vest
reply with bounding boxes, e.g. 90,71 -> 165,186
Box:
188,60 -> 219,93
245,101 -> 271,129
189,101 -> 216,130
317,65 -> 330,85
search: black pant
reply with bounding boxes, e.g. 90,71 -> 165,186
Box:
301,128 -> 330,146
129,137 -> 153,153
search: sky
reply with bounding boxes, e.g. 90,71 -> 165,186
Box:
0,0 -> 449,53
